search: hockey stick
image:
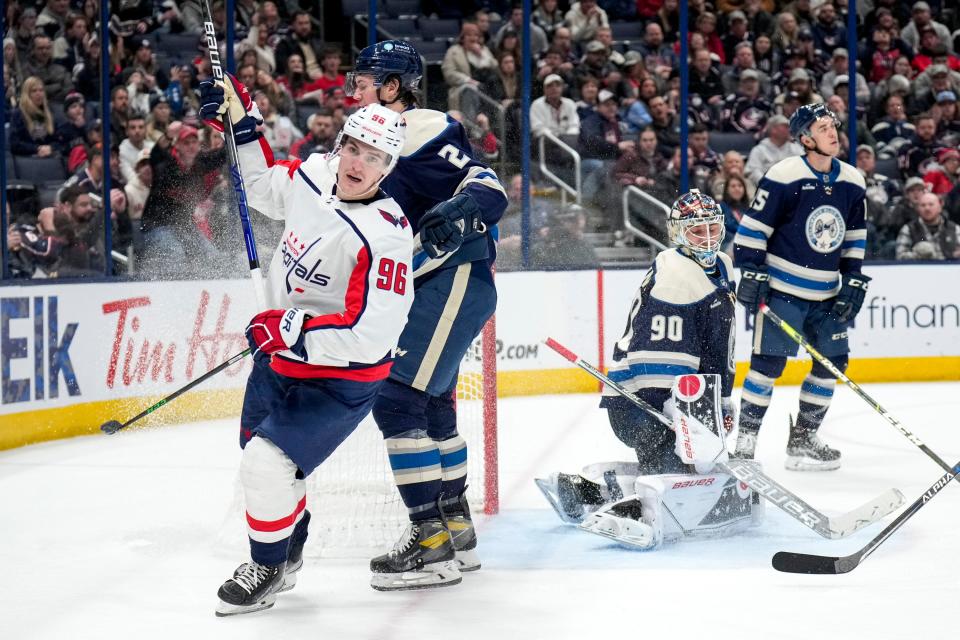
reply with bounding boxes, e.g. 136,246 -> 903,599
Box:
773,461 -> 960,574
201,0 -> 266,309
544,337 -> 904,540
100,349 -> 250,434
759,303 -> 956,474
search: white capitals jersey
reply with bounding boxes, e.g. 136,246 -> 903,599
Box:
238,138 -> 414,381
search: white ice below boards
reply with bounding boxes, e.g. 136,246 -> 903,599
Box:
2,381 -> 960,639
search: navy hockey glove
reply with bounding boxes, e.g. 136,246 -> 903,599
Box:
418,193 -> 483,259
736,264 -> 770,315
832,272 -> 871,323
199,72 -> 262,144
245,308 -> 308,362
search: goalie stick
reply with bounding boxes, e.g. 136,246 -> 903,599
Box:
543,337 -> 904,540
773,461 -> 960,574
760,303 -> 956,474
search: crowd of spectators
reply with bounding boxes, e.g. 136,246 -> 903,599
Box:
5,0 -> 960,280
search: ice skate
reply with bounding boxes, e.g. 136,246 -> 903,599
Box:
370,519 -> 462,591
216,560 -> 285,617
785,418 -> 841,471
441,490 -> 481,572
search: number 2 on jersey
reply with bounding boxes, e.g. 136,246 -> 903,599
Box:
376,258 -> 407,294
438,144 -> 470,169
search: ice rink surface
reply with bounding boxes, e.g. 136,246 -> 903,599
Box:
3,381 -> 960,640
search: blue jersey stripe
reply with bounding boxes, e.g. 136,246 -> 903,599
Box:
801,381 -> 834,397
768,265 -> 839,291
388,449 -> 441,471
609,363 -> 697,381
743,378 -> 774,397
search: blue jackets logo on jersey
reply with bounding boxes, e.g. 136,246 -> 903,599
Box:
805,206 -> 845,253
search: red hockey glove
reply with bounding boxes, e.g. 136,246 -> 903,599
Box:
245,308 -> 307,361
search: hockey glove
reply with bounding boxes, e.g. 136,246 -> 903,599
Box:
245,308 -> 308,362
832,272 -> 871,323
418,192 -> 483,259
736,264 -> 770,315
199,72 -> 262,145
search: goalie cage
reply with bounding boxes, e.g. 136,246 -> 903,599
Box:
217,317 -> 499,559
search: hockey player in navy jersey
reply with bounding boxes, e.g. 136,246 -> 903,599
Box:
346,40 -> 507,591
198,76 -> 415,615
733,103 -> 869,471
535,191 -> 760,549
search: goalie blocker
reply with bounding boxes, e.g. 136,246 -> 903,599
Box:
536,374 -> 763,549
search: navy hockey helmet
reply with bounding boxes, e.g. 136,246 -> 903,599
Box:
789,102 -> 840,141
345,40 -> 423,97
667,189 -> 725,268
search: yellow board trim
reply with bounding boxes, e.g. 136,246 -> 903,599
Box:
4,356 -> 960,452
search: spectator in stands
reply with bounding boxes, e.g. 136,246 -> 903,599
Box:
10,76 -> 58,158
4,36 -> 22,103
872,93 -> 916,157
857,145 -> 900,257
896,191 -> 960,260
613,126 -> 667,190
236,63 -> 257,94
689,47 -> 724,110
576,41 -> 617,90
719,175 -> 751,249
826,91 -> 877,157
901,1 -> 953,56
253,68 -> 295,118
537,47 -> 576,95
810,2 -> 843,54
923,148 -> 960,195
594,26 -> 624,67
139,123 -> 226,276
37,0 -> 70,39
531,204 -> 599,269
913,31 -> 956,76
274,10 -> 323,77
443,22 -> 498,114
53,12 -> 88,71
772,11 -> 800,54
124,149 -> 151,236
653,0 -> 679,44
880,176 -> 927,245
575,76 -> 601,120
648,93 -> 679,150
238,15 -> 276,74
11,7 -> 39,60
711,150 -> 755,200
898,113 -> 943,177
290,109 -> 336,160
743,0 -> 776,36
531,74 -> 580,138
865,28 -> 913,85
913,65 -> 960,115
21,34 -> 73,102
277,53 -> 323,102
254,91 -> 301,159
820,48 -> 869,105
722,42 -> 772,98
934,91 -> 960,140
484,52 -> 519,111
127,38 -> 168,92
49,183 -> 105,277
126,69 -> 162,117
636,22 -> 676,80
565,0 -> 610,45
55,91 -> 88,155
109,85 -> 132,144
119,112 -> 154,184
550,27 -> 578,68
532,0 -> 565,41
688,123 -> 721,187
579,89 -> 633,207
311,47 -> 347,95
745,114 -> 802,183
722,11 -> 753,64
493,28 -> 522,71
164,65 -> 198,119
693,11 -> 725,64
753,34 -> 780,78
721,69 -> 773,134
496,3 -> 548,56
146,94 -> 172,143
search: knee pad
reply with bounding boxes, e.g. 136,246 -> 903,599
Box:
812,356 -> 847,378
373,379 -> 430,438
750,354 -> 788,379
240,436 -> 298,494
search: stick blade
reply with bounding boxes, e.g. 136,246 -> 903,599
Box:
772,551 -> 843,574
100,420 -> 124,435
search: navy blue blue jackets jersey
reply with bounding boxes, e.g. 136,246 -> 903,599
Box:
733,155 -> 867,301
600,249 -> 737,414
382,109 -> 508,278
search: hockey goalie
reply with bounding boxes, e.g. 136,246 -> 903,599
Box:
536,191 -> 763,549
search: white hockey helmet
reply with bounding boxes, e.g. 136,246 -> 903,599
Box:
667,189 -> 725,268
333,104 -> 406,175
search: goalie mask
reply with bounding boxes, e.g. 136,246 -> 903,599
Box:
331,104 -> 406,188
667,189 -> 725,268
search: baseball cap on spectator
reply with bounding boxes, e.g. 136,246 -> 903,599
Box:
64,92 -> 85,111
797,28 -> 814,41
876,7 -> 892,16
937,148 -> 960,163
21,7 -> 37,18
905,176 -> 927,191
833,74 -> 850,88
789,68 -> 811,83
728,10 -> 747,22
136,38 -> 152,50
86,118 -> 102,133
888,74 -> 911,94
929,64 -> 949,77
832,48 -> 848,59
740,69 -> 760,81
150,94 -> 169,110
585,40 -> 606,53
177,125 -> 199,142
622,51 -> 643,67
918,24 -> 936,35
937,90 -> 958,103
768,115 -> 789,127
544,74 -> 564,86
913,1 -> 931,12
598,89 -> 617,104
857,145 -> 875,157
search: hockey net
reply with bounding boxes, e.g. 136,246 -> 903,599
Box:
219,317 -> 498,559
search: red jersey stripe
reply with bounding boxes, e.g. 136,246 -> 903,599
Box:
303,246 -> 371,330
246,496 -> 307,533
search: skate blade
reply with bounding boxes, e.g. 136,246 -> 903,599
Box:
455,548 -> 481,572
784,455 -> 841,472
214,594 -> 277,617
370,560 -> 462,592
277,558 -> 303,593
534,477 -> 583,524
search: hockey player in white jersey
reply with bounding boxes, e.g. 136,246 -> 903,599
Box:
536,191 -> 761,549
199,75 -> 414,615
733,103 -> 869,471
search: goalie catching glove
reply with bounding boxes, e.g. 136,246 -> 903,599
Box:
419,192 -> 483,259
245,308 -> 308,362
199,72 -> 262,145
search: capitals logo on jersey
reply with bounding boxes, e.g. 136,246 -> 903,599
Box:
379,209 -> 409,229
282,231 -> 331,293
805,205 -> 845,253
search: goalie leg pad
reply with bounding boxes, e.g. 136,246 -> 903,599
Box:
579,482 -> 664,549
